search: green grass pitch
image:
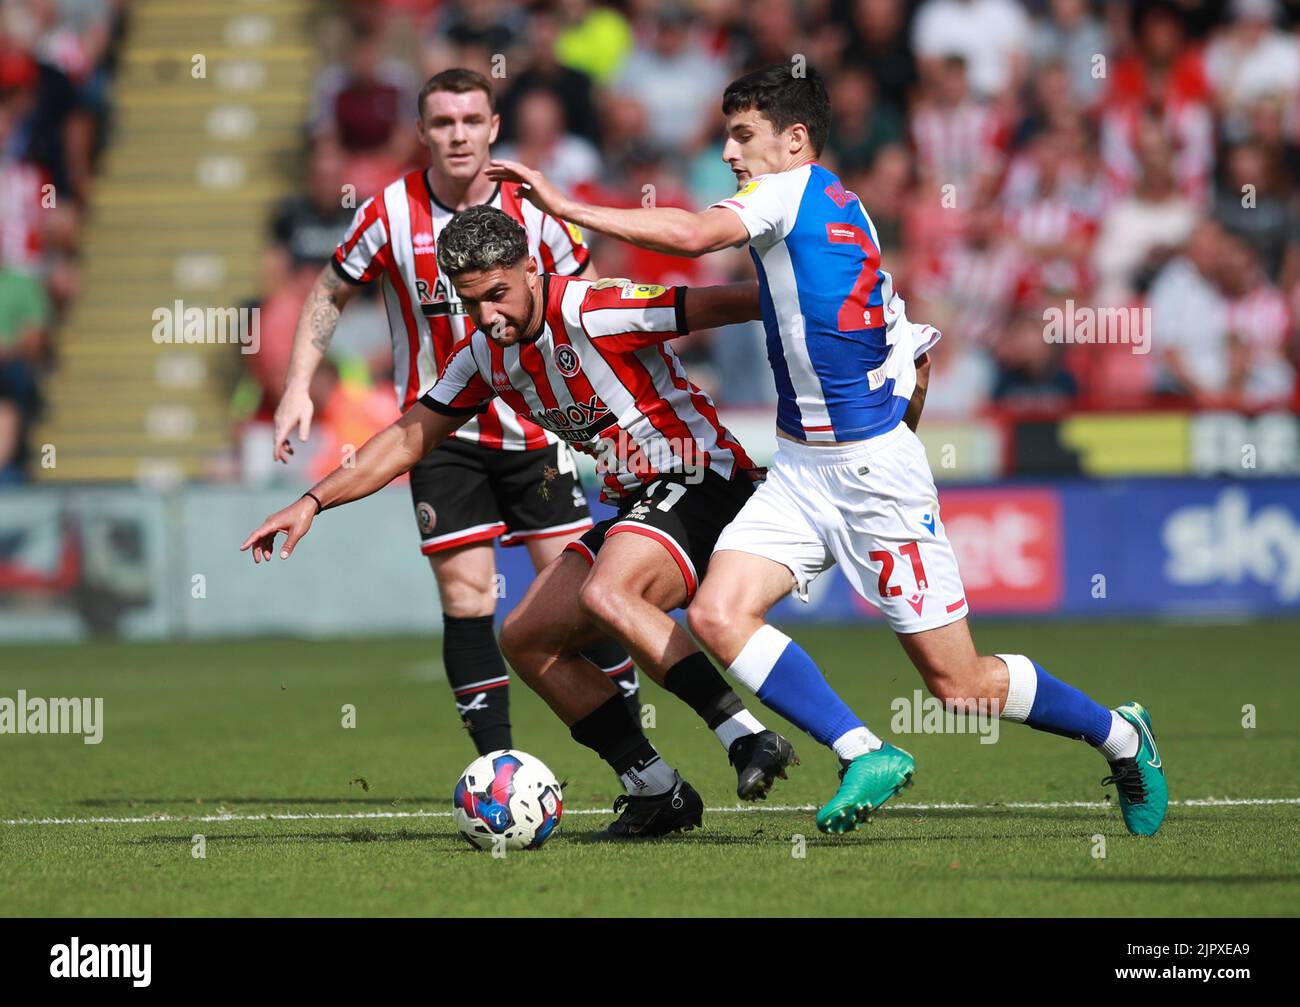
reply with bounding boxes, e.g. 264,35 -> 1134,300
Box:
1,620 -> 1296,917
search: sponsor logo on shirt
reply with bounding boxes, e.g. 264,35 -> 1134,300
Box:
417,277 -> 466,316
620,283 -> 668,300
532,395 -> 612,442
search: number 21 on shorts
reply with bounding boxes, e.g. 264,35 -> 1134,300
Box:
868,542 -> 928,597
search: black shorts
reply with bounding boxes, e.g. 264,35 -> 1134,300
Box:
565,469 -> 757,603
410,438 -> 592,555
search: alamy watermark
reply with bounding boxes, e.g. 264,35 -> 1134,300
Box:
1043,300 -> 1151,356
890,689 -> 1001,744
151,299 -> 260,354
0,691 -> 103,744
50,939 -> 150,986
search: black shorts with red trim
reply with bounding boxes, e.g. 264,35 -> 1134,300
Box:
410,438 -> 592,555
565,468 -> 757,603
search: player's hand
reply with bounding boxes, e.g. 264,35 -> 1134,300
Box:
485,160 -> 569,217
272,385 -> 314,463
240,496 -> 317,563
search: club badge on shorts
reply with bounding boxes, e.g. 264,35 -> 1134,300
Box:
416,502 -> 436,535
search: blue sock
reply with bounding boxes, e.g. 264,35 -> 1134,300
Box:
1015,658 -> 1111,746
728,626 -> 863,747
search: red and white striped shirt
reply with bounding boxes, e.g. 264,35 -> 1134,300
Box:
331,171 -> 591,450
421,275 -> 756,501
911,100 -> 1008,191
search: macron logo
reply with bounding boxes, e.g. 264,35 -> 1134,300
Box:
50,939 -> 151,987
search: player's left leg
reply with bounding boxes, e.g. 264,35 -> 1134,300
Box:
577,531 -> 794,800
498,551 -> 702,838
525,532 -> 639,714
497,441 -> 640,709
841,425 -> 1167,837
573,471 -> 799,801
898,620 -> 1168,837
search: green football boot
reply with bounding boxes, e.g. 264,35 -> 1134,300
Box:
815,741 -> 915,834
1101,702 -> 1168,837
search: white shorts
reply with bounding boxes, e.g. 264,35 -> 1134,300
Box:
712,423 -> 969,633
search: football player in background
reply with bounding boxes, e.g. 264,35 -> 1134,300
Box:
271,69 -> 637,757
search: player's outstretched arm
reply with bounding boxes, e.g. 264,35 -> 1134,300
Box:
272,264 -> 362,463
486,160 -> 748,258
241,403 -> 463,563
683,281 -> 762,331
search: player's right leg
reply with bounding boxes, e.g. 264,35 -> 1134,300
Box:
691,453 -> 912,833
499,551 -> 702,839
429,543 -> 512,754
411,444 -> 514,755
690,548 -> 911,833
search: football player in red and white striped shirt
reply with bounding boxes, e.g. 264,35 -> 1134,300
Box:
242,205 -> 799,838
269,69 -> 634,757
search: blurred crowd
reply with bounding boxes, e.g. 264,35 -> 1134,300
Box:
257,0 -> 1300,432
0,0 -> 123,482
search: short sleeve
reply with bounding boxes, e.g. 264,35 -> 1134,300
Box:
418,336 -> 494,415
538,212 -> 592,276
332,196 -> 389,285
709,172 -> 801,246
577,280 -> 688,351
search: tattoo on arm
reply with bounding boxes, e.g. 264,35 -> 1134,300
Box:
308,271 -> 345,353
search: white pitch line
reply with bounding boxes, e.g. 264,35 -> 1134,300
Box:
2,797 -> 1297,828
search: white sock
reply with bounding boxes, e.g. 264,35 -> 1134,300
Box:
1097,710 -> 1139,761
619,754 -> 677,796
997,653 -> 1037,721
726,624 -> 789,693
832,726 -> 883,760
714,709 -> 765,750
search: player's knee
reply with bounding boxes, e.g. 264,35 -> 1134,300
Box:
436,580 -> 496,619
920,660 -> 985,704
577,575 -> 627,632
498,610 -> 532,671
686,592 -> 731,650
924,675 -> 968,705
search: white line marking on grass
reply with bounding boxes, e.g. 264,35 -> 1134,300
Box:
2,796 -> 1297,827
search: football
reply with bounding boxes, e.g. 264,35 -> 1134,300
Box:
452,750 -> 563,851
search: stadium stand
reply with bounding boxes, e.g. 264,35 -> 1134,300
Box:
6,0 -> 1300,483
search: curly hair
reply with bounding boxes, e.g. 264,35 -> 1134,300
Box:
436,205 -> 529,277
